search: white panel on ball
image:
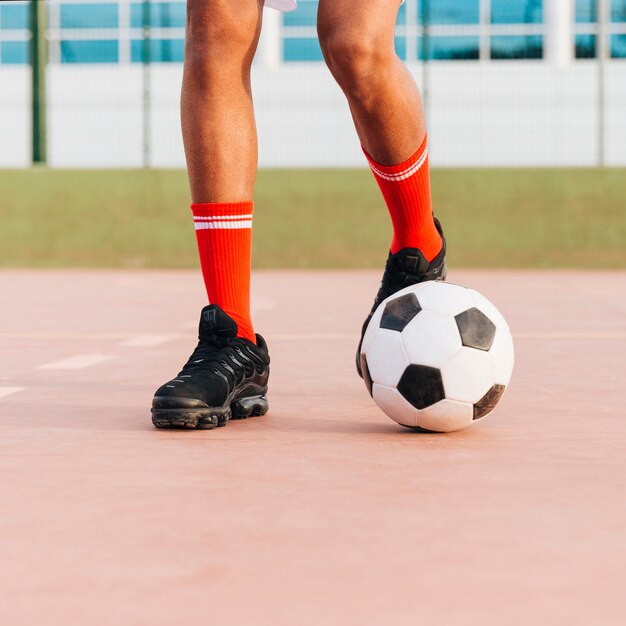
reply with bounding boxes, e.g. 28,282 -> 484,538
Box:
401,309 -> 462,369
372,383 -> 419,427
365,329 -> 409,387
442,348 -> 495,404
411,281 -> 475,317
489,328 -> 515,385
468,289 -> 510,331
417,399 -> 474,433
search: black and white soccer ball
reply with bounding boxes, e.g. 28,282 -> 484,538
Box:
360,282 -> 514,432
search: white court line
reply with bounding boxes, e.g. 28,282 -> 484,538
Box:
2,331 -> 625,340
10,330 -> 618,341
515,332 -> 626,339
269,333 -> 357,341
0,387 -> 25,399
37,354 -> 117,370
120,334 -> 181,347
268,331 -> 626,341
0,333 -> 128,340
14,330 -> 618,344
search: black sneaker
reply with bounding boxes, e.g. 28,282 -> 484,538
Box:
356,218 -> 448,377
152,305 -> 270,429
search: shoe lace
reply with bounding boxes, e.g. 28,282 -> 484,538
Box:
375,257 -> 426,307
180,336 -> 264,389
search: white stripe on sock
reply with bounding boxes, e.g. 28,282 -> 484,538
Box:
368,146 -> 429,182
194,214 -> 253,222
194,220 -> 253,230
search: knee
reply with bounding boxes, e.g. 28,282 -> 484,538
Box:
185,0 -> 260,77
318,26 -> 392,98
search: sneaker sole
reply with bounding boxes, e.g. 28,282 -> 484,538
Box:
151,394 -> 269,430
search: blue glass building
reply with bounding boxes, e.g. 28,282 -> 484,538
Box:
0,0 -> 624,64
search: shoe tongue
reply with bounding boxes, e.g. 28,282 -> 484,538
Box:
390,248 -> 430,274
198,305 -> 238,341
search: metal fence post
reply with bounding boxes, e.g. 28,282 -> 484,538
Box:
142,0 -> 152,168
420,0 -> 431,121
597,0 -> 609,167
30,0 -> 47,165
405,0 -> 418,64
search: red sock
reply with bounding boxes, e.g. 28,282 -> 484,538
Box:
364,134 -> 442,261
191,201 -> 256,343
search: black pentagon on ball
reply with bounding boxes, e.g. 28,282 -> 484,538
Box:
455,307 -> 496,351
397,364 -> 445,410
473,384 -> 506,420
380,293 -> 422,332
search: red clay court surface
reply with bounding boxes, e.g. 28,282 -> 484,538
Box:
1,269 -> 625,625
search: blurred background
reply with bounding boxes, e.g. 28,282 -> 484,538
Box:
0,0 -> 624,268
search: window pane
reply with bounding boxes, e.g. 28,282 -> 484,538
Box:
130,2 -> 186,28
613,0 -> 626,22
576,0 -> 596,23
395,36 -> 406,60
492,0 -> 543,24
282,0 -> 407,26
1,41 -> 28,64
284,0 -> 317,26
131,39 -> 184,62
282,0 -> 408,26
419,0 -> 479,25
61,40 -> 119,63
0,2 -> 29,30
397,2 -> 407,25
283,38 -> 323,62
575,34 -> 596,57
491,35 -> 543,58
612,34 -> 626,57
420,36 -> 480,60
60,3 -> 119,29
577,1 -> 626,22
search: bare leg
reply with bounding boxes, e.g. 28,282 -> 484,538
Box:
318,0 -> 442,263
181,0 -> 266,341
182,0 -> 264,202
317,0 -> 425,165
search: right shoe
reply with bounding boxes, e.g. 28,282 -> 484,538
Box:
356,218 -> 448,378
151,304 -> 270,430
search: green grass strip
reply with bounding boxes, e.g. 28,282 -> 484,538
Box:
0,168 -> 624,268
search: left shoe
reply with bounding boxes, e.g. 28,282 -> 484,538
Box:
356,218 -> 448,378
151,305 -> 270,429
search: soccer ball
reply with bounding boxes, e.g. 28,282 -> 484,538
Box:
360,282 -> 514,432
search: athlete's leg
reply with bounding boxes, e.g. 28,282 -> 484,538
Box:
318,0 -> 448,378
182,0 -> 264,202
182,0 -> 264,341
317,0 -> 442,261
151,0 -> 270,429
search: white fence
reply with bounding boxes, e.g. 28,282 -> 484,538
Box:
1,59 -> 626,168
